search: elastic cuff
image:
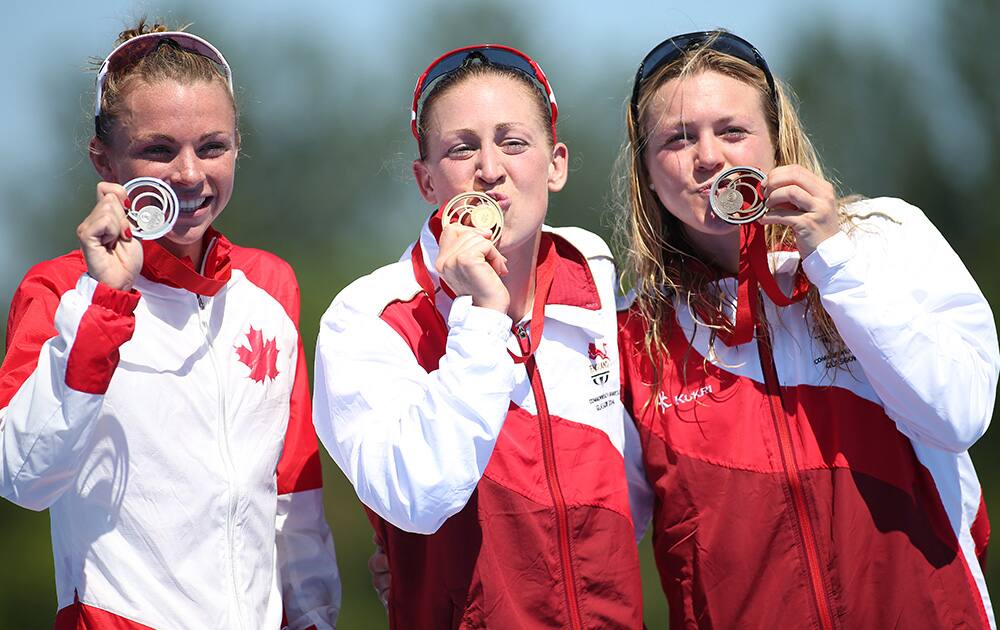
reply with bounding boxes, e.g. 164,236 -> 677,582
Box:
78,273 -> 141,314
448,296 -> 513,340
92,282 -> 141,314
802,231 -> 855,282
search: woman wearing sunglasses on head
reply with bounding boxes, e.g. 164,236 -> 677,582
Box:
0,21 -> 340,628
313,46 -> 645,628
617,29 -> 999,628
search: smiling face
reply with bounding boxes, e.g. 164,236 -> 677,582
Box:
90,78 -> 238,262
643,70 -> 775,263
413,73 -> 568,258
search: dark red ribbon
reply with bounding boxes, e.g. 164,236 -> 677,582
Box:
715,222 -> 810,346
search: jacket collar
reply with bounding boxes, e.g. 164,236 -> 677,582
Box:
140,228 -> 233,296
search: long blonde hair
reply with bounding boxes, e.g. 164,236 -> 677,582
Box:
614,37 -> 854,373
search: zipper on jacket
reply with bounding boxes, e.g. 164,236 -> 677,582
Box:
517,323 -> 584,630
755,325 -> 835,630
196,294 -> 246,629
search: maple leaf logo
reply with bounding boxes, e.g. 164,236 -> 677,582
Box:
235,326 -> 280,383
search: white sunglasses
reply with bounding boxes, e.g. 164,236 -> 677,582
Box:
94,31 -> 234,133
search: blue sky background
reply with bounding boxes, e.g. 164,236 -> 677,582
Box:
1,0 -> 941,296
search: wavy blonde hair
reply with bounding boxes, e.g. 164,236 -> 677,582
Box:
614,35 -> 855,376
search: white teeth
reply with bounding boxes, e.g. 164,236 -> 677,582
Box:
178,197 -> 206,212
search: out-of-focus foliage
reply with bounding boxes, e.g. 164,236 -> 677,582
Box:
1,1 -> 997,628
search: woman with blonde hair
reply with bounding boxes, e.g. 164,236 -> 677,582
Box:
0,21 -> 340,628
617,29 -> 998,628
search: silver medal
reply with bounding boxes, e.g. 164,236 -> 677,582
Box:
709,166 -> 768,224
123,177 -> 179,240
443,192 -> 504,245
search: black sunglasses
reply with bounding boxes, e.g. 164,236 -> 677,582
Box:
411,45 -> 558,142
630,30 -> 778,128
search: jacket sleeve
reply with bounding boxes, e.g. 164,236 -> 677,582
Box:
617,307 -> 654,542
1,271 -> 139,510
274,291 -> 341,629
313,289 -> 516,535
623,412 -> 654,542
802,197 -> 1000,452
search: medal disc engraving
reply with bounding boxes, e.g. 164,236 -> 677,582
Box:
716,188 -> 745,216
709,166 -> 768,224
123,177 -> 179,240
443,192 -> 504,245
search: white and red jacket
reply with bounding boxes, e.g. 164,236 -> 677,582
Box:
620,198 -> 999,629
0,230 -> 340,630
313,216 -> 643,628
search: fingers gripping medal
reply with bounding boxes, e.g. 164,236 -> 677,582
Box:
710,166 -> 767,224
442,192 -> 504,245
123,177 -> 179,240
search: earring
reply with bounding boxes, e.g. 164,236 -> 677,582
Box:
648,183 -> 655,191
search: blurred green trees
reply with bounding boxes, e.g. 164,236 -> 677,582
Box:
1,1 -> 997,628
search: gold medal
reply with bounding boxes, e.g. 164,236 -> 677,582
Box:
442,192 -> 504,245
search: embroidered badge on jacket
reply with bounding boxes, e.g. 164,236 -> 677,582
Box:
588,341 -> 611,386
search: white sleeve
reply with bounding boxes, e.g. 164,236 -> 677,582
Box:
275,489 -> 341,630
1,273 -> 138,510
802,198 -> 1000,452
313,292 -> 516,534
623,411 -> 654,542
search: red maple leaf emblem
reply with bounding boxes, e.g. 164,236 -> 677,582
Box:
235,327 -> 280,383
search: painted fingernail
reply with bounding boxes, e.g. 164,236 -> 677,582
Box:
122,197 -> 132,209
124,227 -> 133,240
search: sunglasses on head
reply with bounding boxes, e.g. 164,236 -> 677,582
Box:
410,44 -> 559,143
630,30 -> 777,127
95,31 -> 234,135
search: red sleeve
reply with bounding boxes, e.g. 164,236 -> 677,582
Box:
277,331 -> 323,494
1,254 -> 86,407
64,283 -> 140,394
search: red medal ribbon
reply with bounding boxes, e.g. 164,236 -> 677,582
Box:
715,222 -> 810,346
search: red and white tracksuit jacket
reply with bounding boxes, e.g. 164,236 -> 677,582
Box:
620,198 -> 999,629
0,230 -> 340,630
313,218 -> 643,629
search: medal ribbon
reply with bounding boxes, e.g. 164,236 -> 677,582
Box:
715,221 -> 810,346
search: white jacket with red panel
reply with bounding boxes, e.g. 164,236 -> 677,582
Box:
313,218 -> 643,629
0,231 -> 340,630
619,198 -> 999,629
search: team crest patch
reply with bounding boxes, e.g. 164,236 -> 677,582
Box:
236,326 -> 280,383
588,341 -> 611,385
